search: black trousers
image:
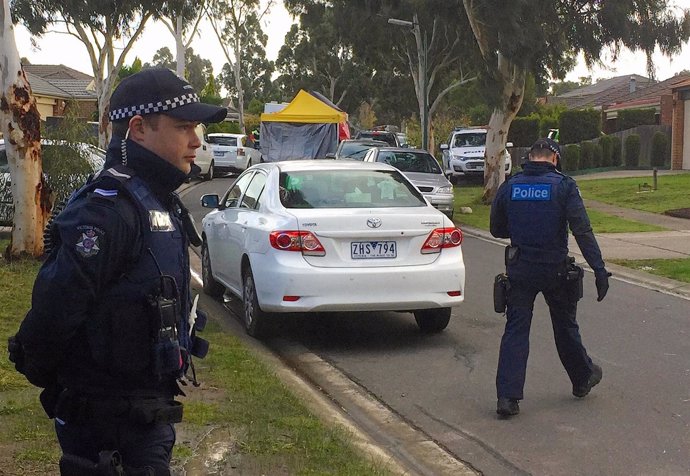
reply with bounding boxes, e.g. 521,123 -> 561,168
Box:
55,416 -> 175,475
496,262 -> 595,400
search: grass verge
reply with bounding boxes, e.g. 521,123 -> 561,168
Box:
576,173 -> 690,214
610,258 -> 690,284
452,183 -> 666,233
0,243 -> 389,475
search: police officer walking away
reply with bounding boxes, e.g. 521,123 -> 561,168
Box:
490,137 -> 611,418
8,68 -> 227,474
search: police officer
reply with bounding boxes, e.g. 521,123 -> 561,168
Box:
490,137 -> 611,417
8,68 -> 226,473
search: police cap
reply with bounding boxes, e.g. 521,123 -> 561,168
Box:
109,68 -> 227,124
530,137 -> 561,159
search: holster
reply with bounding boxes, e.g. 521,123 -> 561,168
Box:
129,399 -> 183,425
493,273 -> 510,313
504,245 -> 519,266
565,257 -> 584,302
59,450 -> 126,476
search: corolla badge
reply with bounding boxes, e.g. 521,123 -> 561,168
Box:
367,217 -> 382,228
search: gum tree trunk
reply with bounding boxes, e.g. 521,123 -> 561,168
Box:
0,0 -> 50,257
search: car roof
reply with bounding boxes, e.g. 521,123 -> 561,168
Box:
373,147 -> 430,154
208,133 -> 245,138
453,128 -> 487,133
340,139 -> 388,145
259,159 -> 398,173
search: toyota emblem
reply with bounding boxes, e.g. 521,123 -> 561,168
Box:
367,218 -> 382,228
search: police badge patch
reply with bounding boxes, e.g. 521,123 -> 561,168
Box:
75,225 -> 104,258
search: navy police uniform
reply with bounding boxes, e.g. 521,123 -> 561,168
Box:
490,138 -> 610,416
8,68 -> 226,474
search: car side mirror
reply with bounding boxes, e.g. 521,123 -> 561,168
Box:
440,144 -> 449,150
506,142 -> 514,148
325,152 -> 336,159
200,194 -> 220,209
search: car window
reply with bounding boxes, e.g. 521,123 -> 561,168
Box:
340,142 -> 379,160
240,171 -> 266,209
279,169 -> 425,209
453,132 -> 486,147
356,132 -> 398,147
386,152 -> 441,174
222,171 -> 255,208
208,136 -> 238,147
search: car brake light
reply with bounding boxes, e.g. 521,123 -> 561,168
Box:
420,227 -> 463,254
238,148 -> 245,156
269,231 -> 326,256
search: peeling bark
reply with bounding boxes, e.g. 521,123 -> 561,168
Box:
0,0 -> 50,257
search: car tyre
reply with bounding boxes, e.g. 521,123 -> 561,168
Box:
201,240 -> 224,298
414,307 -> 451,333
449,175 -> 458,185
243,267 -> 270,339
203,161 -> 214,181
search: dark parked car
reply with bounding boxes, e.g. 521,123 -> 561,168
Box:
355,130 -> 402,147
327,139 -> 388,160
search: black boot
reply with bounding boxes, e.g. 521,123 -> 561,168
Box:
496,397 -> 520,417
573,364 -> 603,398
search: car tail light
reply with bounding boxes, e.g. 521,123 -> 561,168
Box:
238,148 -> 245,156
269,231 -> 326,256
420,227 -> 463,254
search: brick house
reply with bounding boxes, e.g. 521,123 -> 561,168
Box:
670,78 -> 690,170
23,64 -> 98,121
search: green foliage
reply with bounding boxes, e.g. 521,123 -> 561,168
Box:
563,144 -> 580,172
611,136 -> 623,166
244,114 -> 261,135
599,135 -> 613,167
206,122 -> 241,134
650,131 -> 669,167
559,109 -> 601,144
624,134 -> 641,167
616,108 -> 657,132
118,57 -> 143,80
592,142 -> 603,168
507,117 -> 539,147
467,104 -> 491,126
247,98 -> 265,115
579,141 -> 595,169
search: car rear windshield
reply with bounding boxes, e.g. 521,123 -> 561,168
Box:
356,132 -> 398,147
208,136 -> 239,146
279,169 -> 426,209
377,151 -> 442,174
338,142 -> 381,160
453,132 -> 486,147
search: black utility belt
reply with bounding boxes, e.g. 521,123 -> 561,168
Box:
55,392 -> 183,425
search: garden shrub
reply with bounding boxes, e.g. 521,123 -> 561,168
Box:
508,117 -> 540,147
650,131 -> 669,167
559,109 -> 601,144
579,141 -> 595,169
599,135 -> 613,167
624,134 -> 641,167
611,136 -> 622,166
616,108 -> 656,132
562,144 -> 580,172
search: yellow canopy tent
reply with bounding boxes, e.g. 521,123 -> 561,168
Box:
260,90 -> 349,162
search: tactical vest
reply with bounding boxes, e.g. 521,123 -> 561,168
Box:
64,165 -> 197,396
506,171 -> 569,264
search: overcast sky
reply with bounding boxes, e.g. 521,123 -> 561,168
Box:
13,1 -> 690,85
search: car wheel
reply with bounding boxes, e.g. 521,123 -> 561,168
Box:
414,307 -> 451,333
449,175 -> 458,185
446,211 -> 454,220
201,240 -> 224,298
204,161 -> 214,181
243,267 -> 270,339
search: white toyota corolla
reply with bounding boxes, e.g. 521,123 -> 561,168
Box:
200,160 -> 466,338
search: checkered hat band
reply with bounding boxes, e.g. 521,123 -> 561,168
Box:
109,93 -> 200,121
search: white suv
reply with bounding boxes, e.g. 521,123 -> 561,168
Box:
440,127 -> 512,183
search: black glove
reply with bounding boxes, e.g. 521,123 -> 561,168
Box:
595,269 -> 612,302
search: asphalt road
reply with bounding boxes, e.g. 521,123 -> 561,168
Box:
183,177 -> 690,475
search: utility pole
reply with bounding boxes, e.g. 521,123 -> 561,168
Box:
388,14 -> 429,151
